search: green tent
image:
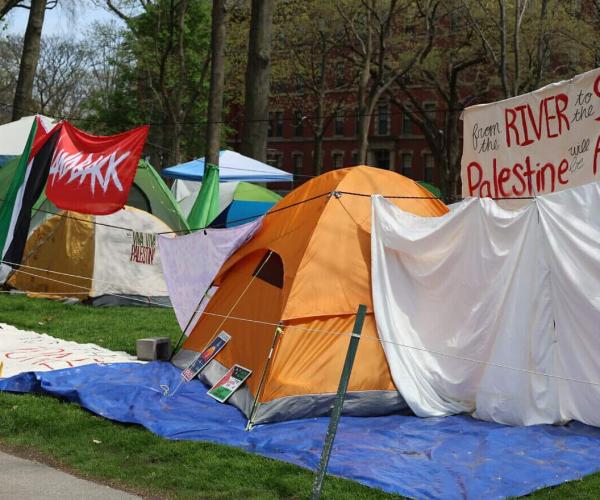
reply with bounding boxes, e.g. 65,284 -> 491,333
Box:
187,163 -> 220,228
417,181 -> 442,199
0,158 -> 190,234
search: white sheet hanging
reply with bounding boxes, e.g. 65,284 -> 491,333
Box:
371,183 -> 600,427
158,217 -> 262,334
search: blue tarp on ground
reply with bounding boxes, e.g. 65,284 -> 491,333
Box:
2,361 -> 600,499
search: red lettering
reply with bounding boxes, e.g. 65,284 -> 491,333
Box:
497,167 -> 512,198
505,108 -> 519,147
516,105 -> 534,146
536,163 -> 556,192
544,98 -> 558,138
523,157 -> 535,195
594,135 -> 600,175
467,161 -> 483,195
526,102 -> 544,142
492,158 -> 500,197
554,93 -> 570,135
557,159 -> 569,185
512,163 -> 527,196
36,363 -> 55,370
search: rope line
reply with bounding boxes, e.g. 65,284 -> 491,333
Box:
0,260 -> 170,295
4,263 -> 600,391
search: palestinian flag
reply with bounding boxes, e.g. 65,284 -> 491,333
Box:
0,119 -> 149,284
0,117 -> 60,283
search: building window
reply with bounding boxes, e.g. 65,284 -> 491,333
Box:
292,152 -> 303,176
353,108 -> 360,135
294,110 -> 304,137
267,150 -> 283,169
335,61 -> 345,87
423,153 -> 434,182
402,111 -> 412,135
374,149 -> 391,170
269,111 -> 283,137
401,152 -> 413,177
423,102 -> 436,121
334,113 -> 345,136
377,103 -> 390,135
332,151 -> 344,169
351,151 -> 359,165
295,76 -> 304,94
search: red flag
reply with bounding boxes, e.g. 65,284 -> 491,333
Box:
45,122 -> 149,215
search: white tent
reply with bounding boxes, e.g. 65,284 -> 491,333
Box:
0,115 -> 55,157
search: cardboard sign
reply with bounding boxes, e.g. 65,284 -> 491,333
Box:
207,364 -> 252,403
130,231 -> 157,265
181,331 -> 231,382
461,68 -> 600,203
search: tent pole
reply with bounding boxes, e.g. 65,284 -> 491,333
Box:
170,281 -> 215,360
246,322 -> 283,431
311,304 -> 366,500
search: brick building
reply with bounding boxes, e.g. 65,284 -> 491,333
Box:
228,92 -> 441,187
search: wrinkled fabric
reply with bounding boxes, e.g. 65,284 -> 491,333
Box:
3,362 -> 600,499
0,323 -> 140,378
158,218 -> 262,333
372,183 -> 600,427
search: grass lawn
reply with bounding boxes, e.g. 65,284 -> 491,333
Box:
0,294 -> 394,499
0,293 -> 599,498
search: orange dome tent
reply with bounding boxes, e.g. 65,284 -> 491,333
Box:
173,166 -> 448,425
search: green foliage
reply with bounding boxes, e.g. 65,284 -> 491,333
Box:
82,2 -> 212,168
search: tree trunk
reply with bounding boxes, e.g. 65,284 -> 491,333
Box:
442,107 -> 462,203
12,0 -> 47,120
240,0 -> 274,162
313,132 -> 324,176
355,5 -> 372,165
0,0 -> 20,20
205,0 -> 226,165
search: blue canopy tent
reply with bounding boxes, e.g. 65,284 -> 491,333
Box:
161,150 -> 293,183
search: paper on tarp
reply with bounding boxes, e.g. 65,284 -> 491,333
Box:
157,217 -> 263,333
0,323 -> 140,379
461,67 -> 600,205
371,183 -> 600,427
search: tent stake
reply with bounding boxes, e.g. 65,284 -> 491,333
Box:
311,304 -> 366,500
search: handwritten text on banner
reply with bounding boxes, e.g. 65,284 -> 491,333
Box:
461,68 -> 600,200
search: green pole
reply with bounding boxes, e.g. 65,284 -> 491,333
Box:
311,304 -> 366,500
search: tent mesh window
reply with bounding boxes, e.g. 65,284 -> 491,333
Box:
253,252 -> 284,288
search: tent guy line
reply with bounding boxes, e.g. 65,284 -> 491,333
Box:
2,189 -> 532,239
7,263 -> 600,392
0,260 -> 170,295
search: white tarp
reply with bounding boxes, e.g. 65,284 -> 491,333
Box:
371,183 -> 600,427
461,68 -> 600,204
158,217 -> 263,334
0,323 -> 139,379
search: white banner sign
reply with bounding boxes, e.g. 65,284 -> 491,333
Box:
461,68 -> 600,200
0,323 -> 140,379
